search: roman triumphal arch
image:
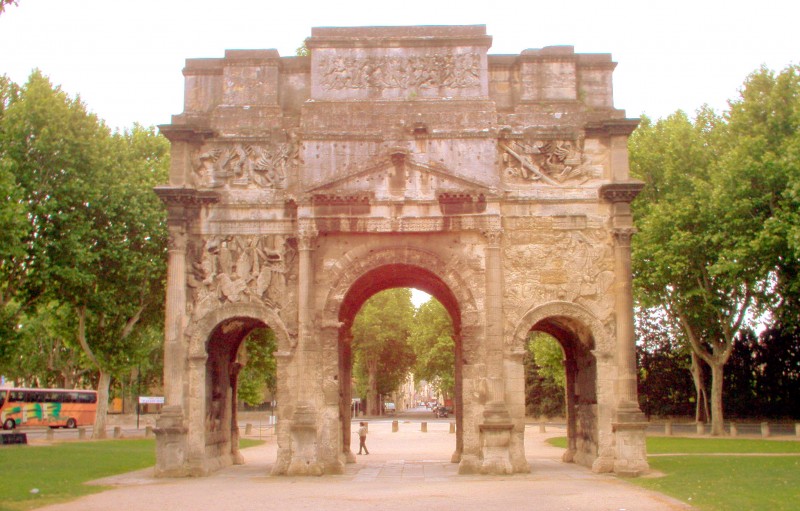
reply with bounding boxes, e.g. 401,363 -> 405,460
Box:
154,25 -> 649,478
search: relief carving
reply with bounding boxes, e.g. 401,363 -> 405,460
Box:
504,229 -> 615,329
319,53 -> 481,90
501,139 -> 602,185
187,235 -> 297,321
193,133 -> 301,190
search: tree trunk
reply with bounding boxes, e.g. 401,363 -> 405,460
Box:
708,360 -> 726,436
93,370 -> 111,439
366,357 -> 379,415
690,352 -> 709,423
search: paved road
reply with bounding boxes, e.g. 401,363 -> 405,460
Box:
34,417 -> 692,511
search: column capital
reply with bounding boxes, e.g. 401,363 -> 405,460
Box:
297,220 -> 318,250
482,228 -> 503,248
167,226 -> 188,252
611,227 -> 637,247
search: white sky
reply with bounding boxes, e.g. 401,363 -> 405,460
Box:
2,0 -> 798,132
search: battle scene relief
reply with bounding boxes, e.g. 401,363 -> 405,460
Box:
193,135 -> 301,190
186,235 -> 297,323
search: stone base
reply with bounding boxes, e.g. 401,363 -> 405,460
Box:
457,454 -> 483,474
153,406 -> 188,478
612,418 -> 649,477
591,456 -> 615,474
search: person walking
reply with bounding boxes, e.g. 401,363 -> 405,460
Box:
357,421 -> 369,455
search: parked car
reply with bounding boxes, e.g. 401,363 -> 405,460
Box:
384,402 -> 396,414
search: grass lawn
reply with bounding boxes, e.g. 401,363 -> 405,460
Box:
0,438 -> 264,511
638,455 -> 799,511
546,436 -> 800,511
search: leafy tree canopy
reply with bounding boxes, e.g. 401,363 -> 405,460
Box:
409,298 -> 455,399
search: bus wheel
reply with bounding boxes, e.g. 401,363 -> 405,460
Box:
66,418 -> 77,429
3,418 -> 14,430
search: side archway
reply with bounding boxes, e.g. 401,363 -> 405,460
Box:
512,301 -> 614,470
183,302 -> 291,475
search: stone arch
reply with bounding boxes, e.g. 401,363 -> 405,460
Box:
189,302 -> 293,359
512,301 -> 612,470
321,245 -> 482,334
184,302 -> 290,475
321,244 -> 483,467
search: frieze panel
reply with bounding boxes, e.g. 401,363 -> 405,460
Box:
503,229 -> 616,332
318,53 -> 481,90
186,235 -> 298,325
193,134 -> 301,190
501,139 -> 603,186
311,215 -> 501,234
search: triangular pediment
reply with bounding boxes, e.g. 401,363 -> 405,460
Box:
305,149 -> 498,201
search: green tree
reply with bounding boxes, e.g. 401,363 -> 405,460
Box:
630,64 -> 800,434
524,332 -> 565,418
237,328 -> 277,407
4,301 -> 88,388
719,66 -> 800,326
69,125 -> 169,436
528,332 -> 565,387
352,288 -> 416,415
409,298 -> 455,401
0,71 -> 168,436
630,109 -> 759,435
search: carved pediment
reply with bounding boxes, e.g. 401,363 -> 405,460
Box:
306,148 -> 497,201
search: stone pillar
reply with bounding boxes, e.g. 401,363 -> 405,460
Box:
340,330 -> 356,464
287,220 -> 323,476
163,221 -> 188,408
601,182 -> 648,477
479,228 -> 514,475
610,225 -> 649,476
563,358 -> 578,463
154,215 -> 190,476
185,353 -> 208,476
611,227 -> 643,415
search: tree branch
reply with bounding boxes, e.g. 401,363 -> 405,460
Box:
76,305 -> 101,369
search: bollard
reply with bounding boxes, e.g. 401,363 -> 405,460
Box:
795,423 -> 800,437
113,426 -> 122,439
450,422 -> 456,434
46,428 -> 54,440
145,426 -> 153,438
664,421 -> 672,436
245,423 -> 253,435
761,422 -> 770,438
539,421 -> 546,433
730,423 -> 737,437
392,420 -> 398,433
421,421 -> 427,432
696,422 -> 705,435
79,427 -> 86,440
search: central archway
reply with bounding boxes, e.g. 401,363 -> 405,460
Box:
321,245 -> 483,468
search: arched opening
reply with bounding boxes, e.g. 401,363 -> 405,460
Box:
526,316 -> 598,467
204,316 -> 276,469
337,263 -> 464,463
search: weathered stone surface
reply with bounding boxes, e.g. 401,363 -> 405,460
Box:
154,25 -> 648,479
